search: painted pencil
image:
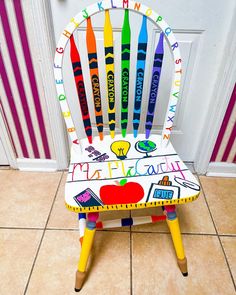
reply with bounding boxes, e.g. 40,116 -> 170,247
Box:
145,32 -> 164,139
78,213 -> 86,245
104,10 -> 115,139
70,34 -> 92,143
121,9 -> 130,138
86,17 -> 104,141
133,16 -> 148,138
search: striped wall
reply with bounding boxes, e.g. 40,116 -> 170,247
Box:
0,0 -> 55,160
210,83 -> 236,163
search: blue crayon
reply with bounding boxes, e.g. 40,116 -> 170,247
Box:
133,16 -> 148,138
145,33 -> 164,139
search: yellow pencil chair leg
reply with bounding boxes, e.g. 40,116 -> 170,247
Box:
75,212 -> 99,292
164,205 -> 188,276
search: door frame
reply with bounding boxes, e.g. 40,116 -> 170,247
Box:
36,0 -> 236,174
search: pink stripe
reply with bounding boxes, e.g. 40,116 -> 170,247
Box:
233,153 -> 236,163
13,0 -> 51,159
211,84 -> 236,161
0,52 -> 28,158
0,0 -> 39,158
222,122 -> 236,162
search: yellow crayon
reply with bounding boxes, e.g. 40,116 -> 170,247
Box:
104,10 -> 115,138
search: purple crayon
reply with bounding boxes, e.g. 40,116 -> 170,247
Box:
145,33 -> 164,139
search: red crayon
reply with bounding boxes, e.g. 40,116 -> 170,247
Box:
70,34 -> 92,144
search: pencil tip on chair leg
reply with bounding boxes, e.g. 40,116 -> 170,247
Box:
177,257 -> 188,277
75,270 -> 86,292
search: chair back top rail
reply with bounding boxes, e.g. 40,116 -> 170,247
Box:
54,0 -> 182,149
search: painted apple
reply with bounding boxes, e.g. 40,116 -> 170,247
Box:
99,179 -> 144,205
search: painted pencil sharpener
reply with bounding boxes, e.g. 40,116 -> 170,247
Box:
146,176 -> 180,201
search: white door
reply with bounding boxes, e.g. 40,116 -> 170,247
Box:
50,0 -> 236,162
0,138 -> 9,165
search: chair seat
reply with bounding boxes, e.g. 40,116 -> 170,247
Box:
65,134 -> 200,213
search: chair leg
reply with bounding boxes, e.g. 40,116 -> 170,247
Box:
75,212 -> 99,292
164,205 -> 188,277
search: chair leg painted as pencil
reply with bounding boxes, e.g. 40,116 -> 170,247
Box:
164,205 -> 188,276
75,212 -> 99,292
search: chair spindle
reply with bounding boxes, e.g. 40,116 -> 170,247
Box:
145,32 -> 164,139
104,10 -> 115,139
133,15 -> 148,138
121,9 -> 131,138
70,35 -> 92,143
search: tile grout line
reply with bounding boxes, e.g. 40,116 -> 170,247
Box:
198,175 -> 236,291
5,225 -> 232,237
23,172 -> 64,295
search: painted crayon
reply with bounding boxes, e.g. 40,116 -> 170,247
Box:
104,10 -> 115,139
145,32 -> 164,139
70,34 -> 92,143
133,16 -> 148,138
86,17 -> 104,141
121,9 -> 130,138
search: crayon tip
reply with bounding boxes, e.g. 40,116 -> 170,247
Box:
133,129 -> 138,138
99,132 -> 104,141
110,130 -> 115,139
121,129 -> 126,138
88,135 -> 92,144
145,129 -> 151,139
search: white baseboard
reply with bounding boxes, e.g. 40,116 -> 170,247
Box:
206,162 -> 236,177
17,158 -> 58,172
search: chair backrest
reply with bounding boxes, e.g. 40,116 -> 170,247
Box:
54,0 -> 182,149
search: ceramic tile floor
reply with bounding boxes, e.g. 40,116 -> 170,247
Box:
0,170 -> 235,295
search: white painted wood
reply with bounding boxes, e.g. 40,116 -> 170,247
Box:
207,162 -> 236,178
17,159 -> 57,172
48,0 -> 236,172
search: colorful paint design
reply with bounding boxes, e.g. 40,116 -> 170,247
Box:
70,153 -> 187,182
145,33 -> 164,139
86,17 -> 104,140
74,188 -> 103,207
135,140 -> 157,157
100,179 -> 144,205
133,15 -> 148,138
104,10 -> 116,139
65,134 -> 200,212
146,176 -> 180,201
67,141 -> 200,212
121,9 -> 131,137
70,35 -> 92,143
110,140 -> 131,160
174,177 -> 200,191
85,145 -> 109,162
54,1 -> 183,148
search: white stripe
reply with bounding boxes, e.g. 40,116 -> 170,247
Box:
227,137 -> 236,163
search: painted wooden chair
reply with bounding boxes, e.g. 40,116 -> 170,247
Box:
54,1 -> 200,292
